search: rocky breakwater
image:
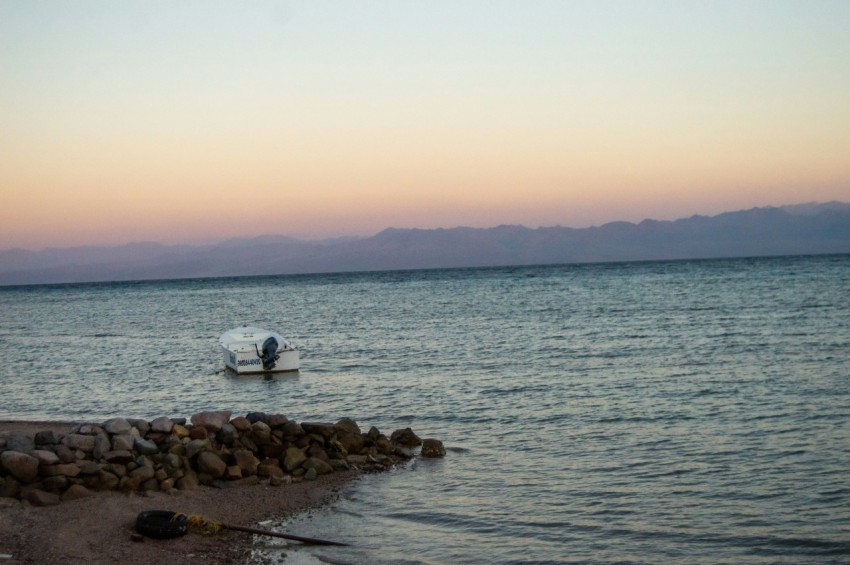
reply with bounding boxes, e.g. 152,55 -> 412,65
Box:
0,411 -> 445,507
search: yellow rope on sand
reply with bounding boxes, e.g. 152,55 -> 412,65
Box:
171,513 -> 224,535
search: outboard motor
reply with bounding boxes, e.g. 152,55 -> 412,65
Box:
259,336 -> 280,370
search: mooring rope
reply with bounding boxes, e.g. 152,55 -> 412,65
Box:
172,513 -> 224,535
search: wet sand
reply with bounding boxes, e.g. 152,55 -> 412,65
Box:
0,421 -> 359,565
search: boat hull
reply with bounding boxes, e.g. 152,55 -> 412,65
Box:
218,326 -> 300,374
222,346 -> 300,374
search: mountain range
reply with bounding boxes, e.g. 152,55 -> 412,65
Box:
1,202 -> 848,286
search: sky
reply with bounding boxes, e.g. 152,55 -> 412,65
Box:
1,1 -> 849,250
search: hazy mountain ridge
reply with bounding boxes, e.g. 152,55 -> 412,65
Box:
1,202 -> 848,285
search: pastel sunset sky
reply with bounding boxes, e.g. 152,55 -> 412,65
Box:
2,1 -> 849,250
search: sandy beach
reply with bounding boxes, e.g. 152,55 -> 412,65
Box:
0,421 -> 359,565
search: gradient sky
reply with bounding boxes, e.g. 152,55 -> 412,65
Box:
2,1 -> 849,250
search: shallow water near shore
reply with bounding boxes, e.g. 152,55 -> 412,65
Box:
2,255 -> 849,563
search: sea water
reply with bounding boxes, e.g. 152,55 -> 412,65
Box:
1,255 -> 848,564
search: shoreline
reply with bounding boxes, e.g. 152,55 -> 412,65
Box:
0,420 -> 364,564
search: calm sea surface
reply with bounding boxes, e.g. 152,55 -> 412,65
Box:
1,255 -> 849,564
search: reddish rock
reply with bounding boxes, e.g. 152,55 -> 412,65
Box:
230,416 -> 252,433
31,449 -> 60,466
1,451 -> 40,483
267,414 -> 289,428
190,410 -> 232,432
150,416 -> 174,433
233,449 -> 260,476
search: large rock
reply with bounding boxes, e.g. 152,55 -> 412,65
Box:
4,434 -> 35,453
233,449 -> 260,476
337,432 -> 364,455
31,449 -> 60,465
158,453 -> 183,473
302,457 -> 334,476
55,445 -> 76,463
191,411 -> 232,432
281,421 -> 305,438
390,428 -> 422,447
176,469 -> 199,490
185,439 -> 210,459
245,412 -> 267,424
103,418 -> 132,435
230,416 -> 252,433
196,451 -> 226,479
63,434 -> 96,452
93,434 -> 111,460
127,418 -> 150,436
129,464 -> 155,482
34,430 -> 59,446
257,462 -> 284,479
267,414 -> 288,428
1,451 -> 39,483
111,434 -> 135,452
77,460 -> 102,475
102,450 -> 134,464
283,447 -> 307,472
335,418 -> 361,436
150,416 -> 174,433
421,438 -> 446,458
133,437 -> 159,456
62,484 -> 94,500
96,470 -> 121,491
217,423 -> 239,445
250,421 -> 272,445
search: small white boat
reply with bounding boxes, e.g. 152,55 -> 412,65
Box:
219,326 -> 300,374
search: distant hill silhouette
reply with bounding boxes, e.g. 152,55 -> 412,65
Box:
1,202 -> 848,286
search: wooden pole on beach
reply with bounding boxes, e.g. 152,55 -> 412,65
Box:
219,522 -> 350,546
